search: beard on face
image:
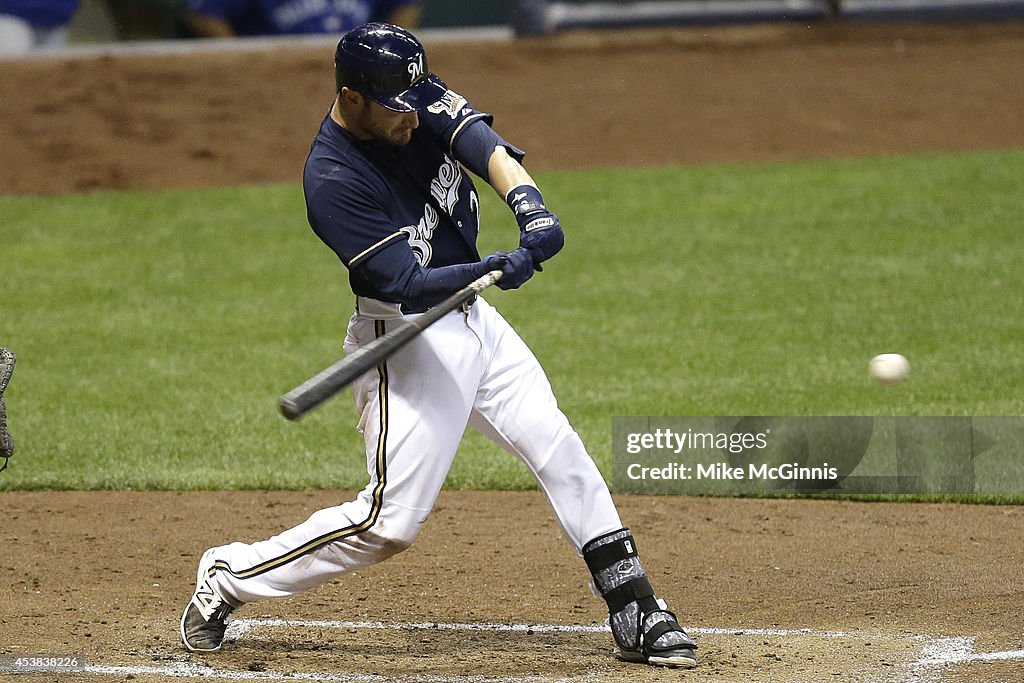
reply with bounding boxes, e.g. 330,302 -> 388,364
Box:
357,101 -> 416,147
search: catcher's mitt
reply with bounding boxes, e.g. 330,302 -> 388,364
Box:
0,347 -> 14,472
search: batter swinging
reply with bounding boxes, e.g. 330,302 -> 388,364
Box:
179,23 -> 697,668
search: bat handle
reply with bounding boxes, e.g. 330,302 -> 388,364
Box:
480,269 -> 503,289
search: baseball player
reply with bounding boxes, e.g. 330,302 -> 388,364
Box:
180,23 -> 698,668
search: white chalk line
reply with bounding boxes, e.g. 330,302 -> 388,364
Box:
67,618 -> 1022,682
82,662 -> 573,683
227,617 -> 858,640
913,636 -> 1024,665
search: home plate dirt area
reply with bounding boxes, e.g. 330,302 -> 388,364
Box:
3,491 -> 1024,681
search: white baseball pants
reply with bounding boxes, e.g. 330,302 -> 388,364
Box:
206,297 -> 622,605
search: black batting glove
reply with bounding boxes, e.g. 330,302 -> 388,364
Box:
506,185 -> 564,271
483,248 -> 535,290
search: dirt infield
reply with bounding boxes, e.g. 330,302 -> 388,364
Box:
4,491 -> 1024,682
2,21 -> 1024,195
3,20 -> 1024,683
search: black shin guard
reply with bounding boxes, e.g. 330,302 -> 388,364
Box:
582,528 -> 697,659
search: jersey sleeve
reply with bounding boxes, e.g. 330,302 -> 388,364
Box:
305,168 -> 486,309
420,90 -> 494,154
421,89 -> 526,182
306,172 -> 407,270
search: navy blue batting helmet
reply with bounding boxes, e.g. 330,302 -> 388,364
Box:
334,23 -> 447,112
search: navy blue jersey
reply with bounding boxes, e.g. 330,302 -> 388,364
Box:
304,89 -> 521,310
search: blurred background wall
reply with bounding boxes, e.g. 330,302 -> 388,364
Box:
33,0 -> 1024,48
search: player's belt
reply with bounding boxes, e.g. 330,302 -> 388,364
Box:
356,295 -> 477,318
405,294 -> 477,315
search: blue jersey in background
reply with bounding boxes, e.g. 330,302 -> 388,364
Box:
0,0 -> 79,28
185,0 -> 416,36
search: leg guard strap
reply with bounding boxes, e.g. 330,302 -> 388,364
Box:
643,610 -> 697,654
604,575 -> 659,615
582,530 -> 638,575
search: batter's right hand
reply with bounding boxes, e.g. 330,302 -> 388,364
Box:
483,249 -> 534,290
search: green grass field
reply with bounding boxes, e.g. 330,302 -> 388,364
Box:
1,149 -> 1022,491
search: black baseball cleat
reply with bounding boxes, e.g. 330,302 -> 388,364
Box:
180,550 -> 236,652
617,642 -> 698,668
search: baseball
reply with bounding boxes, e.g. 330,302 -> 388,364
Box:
869,353 -> 910,385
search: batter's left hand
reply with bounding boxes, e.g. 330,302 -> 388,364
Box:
494,248 -> 535,290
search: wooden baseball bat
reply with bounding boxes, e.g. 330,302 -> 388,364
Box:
279,270 -> 503,421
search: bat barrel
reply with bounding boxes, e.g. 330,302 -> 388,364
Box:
278,347 -> 379,420
279,396 -> 303,421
